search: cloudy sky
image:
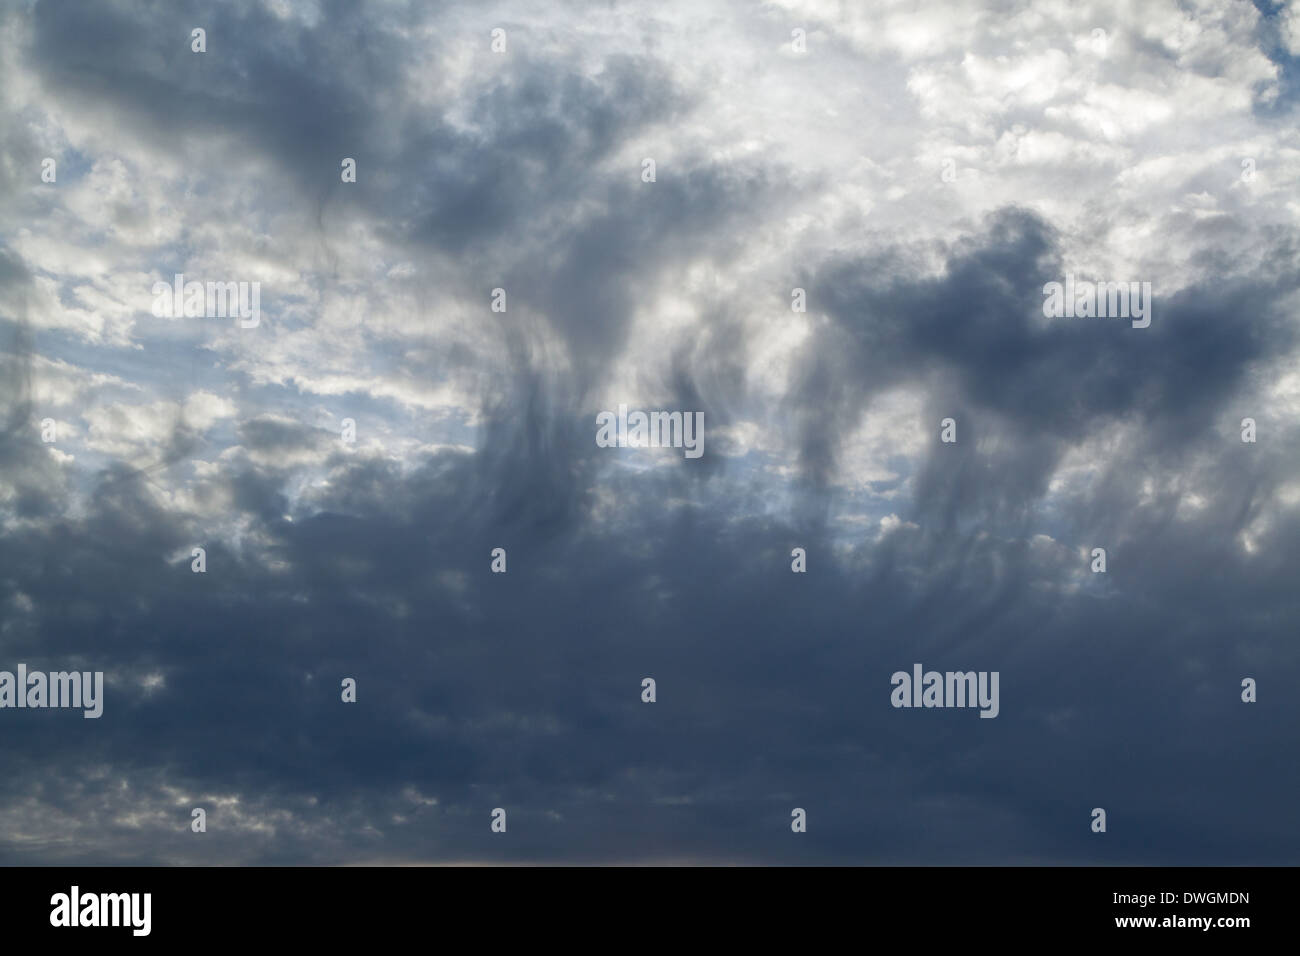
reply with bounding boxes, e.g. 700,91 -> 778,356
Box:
1,0 -> 1299,865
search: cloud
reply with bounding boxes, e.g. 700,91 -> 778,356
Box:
0,0 -> 1297,864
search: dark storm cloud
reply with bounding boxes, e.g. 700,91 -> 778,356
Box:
4,200 -> 1300,864
237,414 -> 331,454
792,208 -> 1299,522
30,0 -> 414,188
467,155 -> 801,536
27,0 -> 696,263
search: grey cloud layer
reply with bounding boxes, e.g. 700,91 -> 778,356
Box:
0,0 -> 1298,863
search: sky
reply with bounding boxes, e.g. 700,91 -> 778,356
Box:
1,0 -> 1299,865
